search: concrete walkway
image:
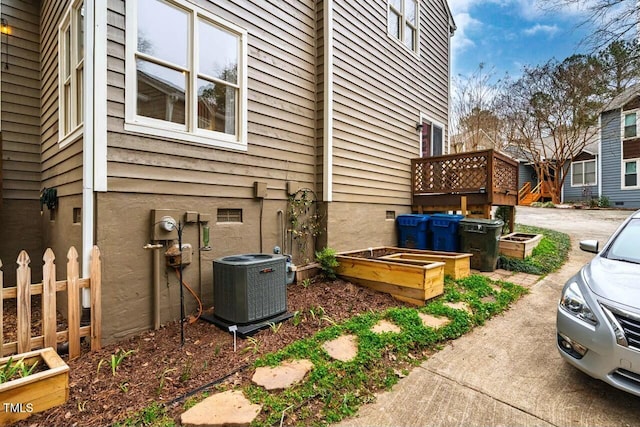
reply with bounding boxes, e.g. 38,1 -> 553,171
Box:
336,206 -> 640,427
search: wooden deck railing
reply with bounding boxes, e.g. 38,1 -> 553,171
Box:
411,149 -> 519,206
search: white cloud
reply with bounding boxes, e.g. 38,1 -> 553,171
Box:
523,23 -> 559,36
451,12 -> 481,54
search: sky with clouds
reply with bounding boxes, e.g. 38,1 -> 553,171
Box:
450,0 -> 595,79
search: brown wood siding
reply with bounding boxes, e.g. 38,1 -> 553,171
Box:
40,0 -> 83,197
330,0 -> 451,205
623,96 -> 640,111
623,139 -> 640,159
573,151 -> 596,162
1,0 -> 41,200
105,0 -> 318,198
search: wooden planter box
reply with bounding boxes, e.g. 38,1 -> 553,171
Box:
294,262 -> 320,284
336,248 -> 445,306
379,251 -> 471,279
0,347 -> 69,425
499,233 -> 543,259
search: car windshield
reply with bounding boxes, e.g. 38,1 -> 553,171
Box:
604,218 -> 640,264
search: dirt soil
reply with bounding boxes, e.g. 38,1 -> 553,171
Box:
12,278 -> 408,426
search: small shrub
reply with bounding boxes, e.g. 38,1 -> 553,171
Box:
598,196 -> 610,208
315,247 -> 339,280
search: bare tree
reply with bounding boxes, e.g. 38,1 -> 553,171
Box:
450,64 -> 505,153
497,55 -> 606,202
540,0 -> 639,50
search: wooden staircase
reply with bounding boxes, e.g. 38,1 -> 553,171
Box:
518,182 -> 541,206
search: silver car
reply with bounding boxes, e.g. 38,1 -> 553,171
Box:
557,209 -> 640,397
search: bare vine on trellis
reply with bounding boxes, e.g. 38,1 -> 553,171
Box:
287,189 -> 323,264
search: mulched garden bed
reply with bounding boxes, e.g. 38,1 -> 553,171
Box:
11,278 -> 408,426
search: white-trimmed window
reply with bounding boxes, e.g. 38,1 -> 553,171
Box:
623,111 -> 639,139
419,115 -> 444,158
624,159 -> 639,188
571,159 -> 596,186
125,0 -> 247,150
58,0 -> 85,146
388,0 -> 419,52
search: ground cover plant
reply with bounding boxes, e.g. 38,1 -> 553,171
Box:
15,226 -> 569,426
498,224 -> 571,275
114,275 -> 527,427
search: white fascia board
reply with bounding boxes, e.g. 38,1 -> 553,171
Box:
323,0 -> 333,202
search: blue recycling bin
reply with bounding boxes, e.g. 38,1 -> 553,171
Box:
396,214 -> 431,249
430,214 -> 464,252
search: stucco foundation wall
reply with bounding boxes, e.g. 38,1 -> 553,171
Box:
322,202 -> 407,251
41,195 -> 84,280
0,200 -> 43,285
95,192 -> 291,342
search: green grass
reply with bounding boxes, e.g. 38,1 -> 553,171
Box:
498,224 -> 570,275
113,402 -> 175,427
241,275 -> 527,427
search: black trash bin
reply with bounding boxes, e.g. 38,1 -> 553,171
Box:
459,218 -> 504,272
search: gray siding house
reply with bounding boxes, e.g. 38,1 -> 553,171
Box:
598,86 -> 640,208
561,140 -> 598,204
0,0 -> 456,342
561,86 -> 640,208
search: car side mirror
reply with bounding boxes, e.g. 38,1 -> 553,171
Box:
579,240 -> 599,254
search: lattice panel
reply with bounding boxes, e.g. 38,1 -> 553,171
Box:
494,157 -> 518,192
414,153 -> 489,194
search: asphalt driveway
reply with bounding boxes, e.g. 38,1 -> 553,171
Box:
337,206 -> 640,427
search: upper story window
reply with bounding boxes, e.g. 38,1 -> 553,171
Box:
125,0 -> 248,150
623,111 -> 638,139
58,0 -> 85,146
571,159 -> 596,187
388,0 -> 419,52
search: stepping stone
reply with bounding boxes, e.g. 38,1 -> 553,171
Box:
490,284 -> 502,292
322,334 -> 358,362
371,319 -> 401,334
418,313 -> 450,329
481,295 -> 497,304
181,389 -> 261,427
444,301 -> 473,314
251,359 -> 314,390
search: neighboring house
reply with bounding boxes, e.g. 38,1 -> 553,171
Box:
561,137 -> 599,204
450,128 -> 498,153
0,0 -> 456,342
597,84 -> 640,208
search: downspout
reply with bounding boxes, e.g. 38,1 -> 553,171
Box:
598,115 -> 602,199
82,0 -> 107,309
323,0 -> 333,203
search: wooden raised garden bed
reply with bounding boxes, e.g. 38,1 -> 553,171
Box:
499,233 -> 543,259
378,251 -> 471,279
336,247 -> 447,306
0,347 -> 69,425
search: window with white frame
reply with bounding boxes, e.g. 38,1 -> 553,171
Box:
419,117 -> 444,158
388,0 -> 419,52
125,0 -> 247,149
58,0 -> 84,145
624,159 -> 639,188
623,111 -> 638,139
571,159 -> 596,186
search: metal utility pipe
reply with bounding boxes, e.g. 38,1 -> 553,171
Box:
277,209 -> 285,253
143,243 -> 163,329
